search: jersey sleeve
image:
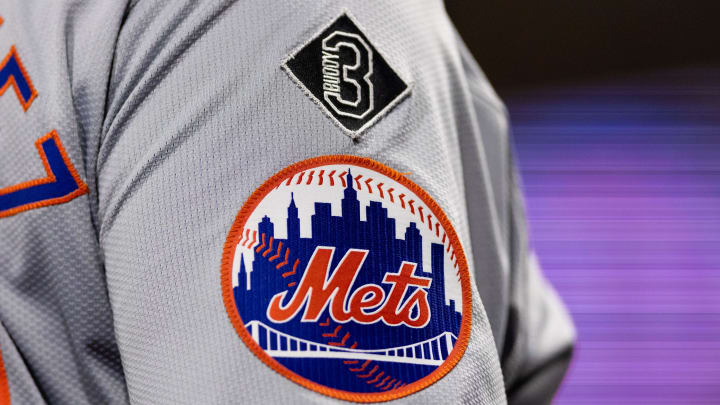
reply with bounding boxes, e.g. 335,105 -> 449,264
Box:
96,1 -> 571,403
455,34 -> 576,403
501,164 -> 576,405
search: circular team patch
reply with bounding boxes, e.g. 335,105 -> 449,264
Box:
221,156 -> 472,402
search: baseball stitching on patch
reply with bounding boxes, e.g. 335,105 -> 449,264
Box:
221,155 -> 472,402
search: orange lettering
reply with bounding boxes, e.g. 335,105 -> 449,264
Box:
267,247 -> 433,328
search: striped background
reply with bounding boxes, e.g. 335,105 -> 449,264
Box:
506,67 -> 720,404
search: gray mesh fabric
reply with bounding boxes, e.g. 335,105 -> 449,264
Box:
1,1 -> 573,404
0,1 -> 129,404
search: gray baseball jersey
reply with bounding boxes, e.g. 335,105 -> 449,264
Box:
0,1 -> 574,404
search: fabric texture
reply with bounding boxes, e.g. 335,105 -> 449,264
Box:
0,1 -> 130,404
0,1 -> 574,404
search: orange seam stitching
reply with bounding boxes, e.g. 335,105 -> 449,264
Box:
387,187 -> 395,202
255,233 -> 266,253
364,178 -> 373,193
381,378 -> 396,391
375,375 -> 391,388
268,242 -> 283,262
281,163 -> 449,247
348,360 -> 370,372
282,259 -> 299,278
357,365 -> 378,379
262,236 -> 274,257
366,371 -> 384,384
275,248 -> 290,269
353,174 -> 363,190
321,325 -> 341,338
252,233 -> 299,288
339,171 -> 347,187
320,315 -> 404,390
327,332 -> 350,347
239,229 -> 250,246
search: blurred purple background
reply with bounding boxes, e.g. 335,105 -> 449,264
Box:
506,68 -> 720,404
446,1 -> 720,402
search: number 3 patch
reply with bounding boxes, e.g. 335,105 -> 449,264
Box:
282,12 -> 411,137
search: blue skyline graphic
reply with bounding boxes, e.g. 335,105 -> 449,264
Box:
232,170 -> 463,392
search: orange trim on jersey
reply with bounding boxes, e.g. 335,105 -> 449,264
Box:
0,345 -> 10,405
0,45 -> 38,111
0,130 -> 88,219
220,155 -> 474,403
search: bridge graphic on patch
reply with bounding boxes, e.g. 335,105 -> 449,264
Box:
246,320 -> 457,366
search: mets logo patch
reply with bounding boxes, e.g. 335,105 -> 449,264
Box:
221,156 -> 472,402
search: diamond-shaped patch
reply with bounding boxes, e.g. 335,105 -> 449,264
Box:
282,13 -> 410,137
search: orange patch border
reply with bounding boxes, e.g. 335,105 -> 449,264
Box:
0,130 -> 88,219
0,344 -> 9,405
220,155 -> 473,402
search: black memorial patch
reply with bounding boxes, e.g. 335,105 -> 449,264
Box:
282,13 -> 410,137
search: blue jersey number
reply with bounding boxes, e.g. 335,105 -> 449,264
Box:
0,43 -> 87,219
